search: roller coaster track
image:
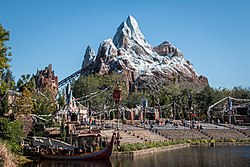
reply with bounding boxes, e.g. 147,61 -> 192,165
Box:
58,64 -> 91,87
58,69 -> 82,87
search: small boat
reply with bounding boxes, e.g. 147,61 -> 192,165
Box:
39,133 -> 115,160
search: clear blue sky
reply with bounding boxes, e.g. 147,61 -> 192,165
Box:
1,0 -> 249,89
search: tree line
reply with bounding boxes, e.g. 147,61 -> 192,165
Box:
71,74 -> 250,120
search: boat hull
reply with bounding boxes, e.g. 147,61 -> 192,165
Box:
40,134 -> 114,160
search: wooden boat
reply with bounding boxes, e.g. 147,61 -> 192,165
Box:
39,133 -> 115,160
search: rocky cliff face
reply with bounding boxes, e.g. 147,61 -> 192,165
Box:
81,15 -> 208,90
35,64 -> 58,97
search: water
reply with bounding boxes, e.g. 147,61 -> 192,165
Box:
22,146 -> 250,167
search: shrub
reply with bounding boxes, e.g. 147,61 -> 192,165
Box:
145,142 -> 155,148
155,142 -> 164,147
119,143 -> 137,152
119,144 -> 131,152
210,139 -> 216,144
237,138 -> 249,142
0,118 -> 24,155
119,139 -> 190,152
191,139 -> 200,144
135,143 -> 147,150
227,139 -> 236,143
170,140 -> 187,145
163,141 -> 170,146
201,139 -> 208,144
215,139 -> 223,142
0,118 -> 24,143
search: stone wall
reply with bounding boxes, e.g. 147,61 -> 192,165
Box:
111,143 -> 190,158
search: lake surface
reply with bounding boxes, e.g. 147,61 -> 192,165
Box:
22,146 -> 250,167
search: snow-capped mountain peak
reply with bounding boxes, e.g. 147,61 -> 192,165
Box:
81,16 -> 208,90
113,15 -> 153,56
125,15 -> 147,45
82,46 -> 96,69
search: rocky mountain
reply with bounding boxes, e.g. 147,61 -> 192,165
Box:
81,15 -> 208,91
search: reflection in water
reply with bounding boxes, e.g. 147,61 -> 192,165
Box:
23,146 -> 250,167
111,146 -> 250,167
23,159 -> 112,167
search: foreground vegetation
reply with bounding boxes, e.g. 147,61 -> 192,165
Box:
0,143 -> 17,167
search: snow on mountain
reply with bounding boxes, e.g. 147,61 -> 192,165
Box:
82,46 -> 96,69
81,15 -> 208,90
113,15 -> 153,55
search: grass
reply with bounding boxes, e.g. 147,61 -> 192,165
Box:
118,139 -> 190,152
118,138 -> 250,152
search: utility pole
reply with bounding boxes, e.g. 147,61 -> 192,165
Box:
188,93 -> 192,128
113,83 -> 122,131
116,103 -> 119,130
88,101 -> 92,131
142,98 -> 147,128
113,83 -> 122,151
172,96 -> 175,119
102,104 -> 106,129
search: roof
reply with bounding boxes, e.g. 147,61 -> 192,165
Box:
77,130 -> 101,138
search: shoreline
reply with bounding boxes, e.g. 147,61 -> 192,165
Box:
9,142 -> 250,165
111,143 -> 190,158
111,142 -> 250,158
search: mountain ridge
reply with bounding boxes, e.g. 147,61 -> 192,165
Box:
81,15 -> 208,90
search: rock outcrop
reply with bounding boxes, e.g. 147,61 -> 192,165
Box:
35,64 -> 58,98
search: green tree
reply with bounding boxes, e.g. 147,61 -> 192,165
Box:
0,24 -> 12,95
1,69 -> 15,89
57,90 -> 66,109
72,73 -> 127,111
160,83 -> 182,118
0,24 -> 11,77
13,87 -> 34,114
0,69 -> 15,115
0,117 -> 23,154
0,25 -> 13,116
0,95 -> 8,116
15,72 -> 57,115
195,86 -> 214,112
33,90 -> 57,115
122,91 -> 143,108
17,74 -> 35,92
232,86 -> 250,99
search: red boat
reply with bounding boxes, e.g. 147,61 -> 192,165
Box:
37,133 -> 115,160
